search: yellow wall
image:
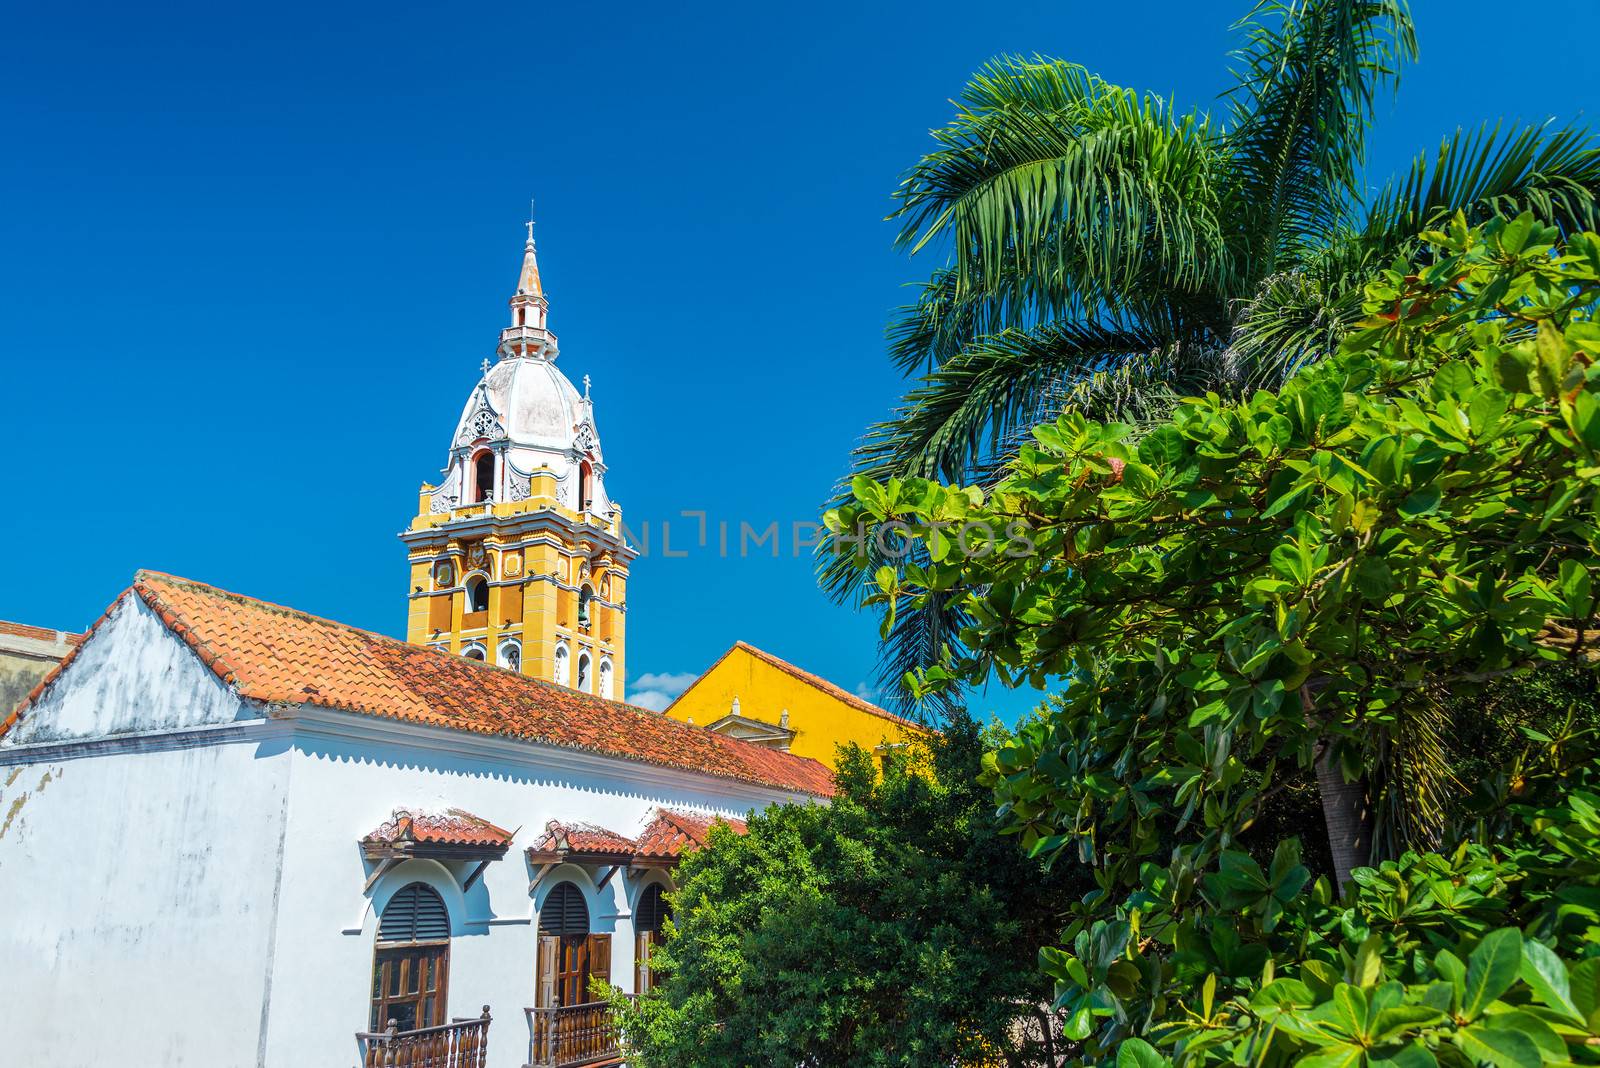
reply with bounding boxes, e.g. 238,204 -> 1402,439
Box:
664,644 -> 924,770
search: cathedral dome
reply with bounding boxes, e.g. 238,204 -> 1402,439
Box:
424,223 -> 610,518
472,356 -> 593,457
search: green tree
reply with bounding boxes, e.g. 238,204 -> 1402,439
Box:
833,215 -> 1600,1064
612,717 -> 1083,1067
825,1 -> 1600,716
834,213 -> 1600,885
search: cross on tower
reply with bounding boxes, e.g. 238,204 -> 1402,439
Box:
582,374 -> 591,399
525,198 -> 535,244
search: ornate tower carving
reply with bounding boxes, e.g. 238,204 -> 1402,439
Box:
401,216 -> 633,698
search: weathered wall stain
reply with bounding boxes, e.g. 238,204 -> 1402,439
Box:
0,767 -> 57,841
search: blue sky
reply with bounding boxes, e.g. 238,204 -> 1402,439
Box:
2,0 -> 1595,722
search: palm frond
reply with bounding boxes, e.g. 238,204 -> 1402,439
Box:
894,57 -> 1234,318
1361,120 -> 1600,247
1367,689 -> 1456,859
1225,0 -> 1416,272
872,587 -> 973,723
858,317 -> 1182,485
1230,233 -> 1375,387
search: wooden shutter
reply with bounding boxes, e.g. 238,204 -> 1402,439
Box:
537,936 -> 559,1009
586,933 -> 611,996
635,931 -> 652,994
378,883 -> 450,943
636,884 -> 669,934
539,882 -> 590,936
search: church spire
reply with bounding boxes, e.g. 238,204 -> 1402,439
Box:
500,205 -> 557,361
516,215 -> 543,298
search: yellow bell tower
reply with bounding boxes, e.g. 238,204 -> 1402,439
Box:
401,215 -> 633,700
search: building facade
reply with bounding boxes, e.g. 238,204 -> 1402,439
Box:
402,223 -> 630,699
0,619 -> 80,715
665,641 -> 925,770
0,572 -> 829,1068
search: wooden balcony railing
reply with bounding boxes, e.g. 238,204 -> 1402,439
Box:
525,1001 -> 626,1068
358,1006 -> 491,1068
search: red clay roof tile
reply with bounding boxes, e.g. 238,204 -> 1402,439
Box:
364,808 -> 514,848
528,819 -> 639,857
635,807 -> 747,860
3,572 -> 835,798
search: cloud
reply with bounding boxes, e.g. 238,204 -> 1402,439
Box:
630,690 -> 675,712
853,681 -> 878,702
629,670 -> 699,712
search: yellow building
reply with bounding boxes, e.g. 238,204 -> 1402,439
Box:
401,218 -> 631,698
663,642 -> 925,770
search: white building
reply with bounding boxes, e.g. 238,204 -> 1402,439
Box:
0,570 -> 832,1067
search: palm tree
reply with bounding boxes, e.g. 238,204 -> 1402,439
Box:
824,0 -> 1600,723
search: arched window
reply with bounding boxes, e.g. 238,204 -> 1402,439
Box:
577,585 -> 595,628
473,451 -> 495,503
463,644 -> 486,662
537,882 -> 606,1010
576,461 -> 592,512
498,640 -> 521,672
371,882 -> 450,1032
636,883 -> 670,934
465,576 -> 489,614
577,652 -> 592,692
635,883 -> 672,993
599,658 -> 614,700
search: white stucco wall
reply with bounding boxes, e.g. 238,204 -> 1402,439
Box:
0,598 -> 291,1067
0,597 -> 819,1068
263,711 -> 803,1068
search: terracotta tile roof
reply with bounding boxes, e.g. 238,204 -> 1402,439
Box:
671,641 -> 924,730
2,571 -> 835,798
528,819 -> 638,858
635,807 -> 747,860
364,808 -> 514,848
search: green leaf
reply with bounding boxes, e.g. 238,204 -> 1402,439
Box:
1399,486 -> 1442,517
1372,1005 -> 1445,1042
1354,935 -> 1385,988
1518,941 -> 1581,1023
1462,929 -> 1523,1021
1481,1011 -> 1565,1063
1064,1003 -> 1094,1041
1299,1044 -> 1367,1068
1117,1037 -> 1168,1068
1372,1044 -> 1437,1068
1455,1024 -> 1542,1068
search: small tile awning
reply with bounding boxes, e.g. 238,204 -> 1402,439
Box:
635,808 -> 747,863
526,809 -> 747,870
526,819 -> 639,865
362,808 -> 515,862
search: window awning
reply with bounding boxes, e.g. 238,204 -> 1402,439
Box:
524,819 -> 638,866
362,808 -> 515,863
525,809 -> 748,870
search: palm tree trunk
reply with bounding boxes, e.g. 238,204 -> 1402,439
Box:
1314,741 -> 1372,896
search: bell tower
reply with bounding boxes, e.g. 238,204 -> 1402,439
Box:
400,214 -> 633,700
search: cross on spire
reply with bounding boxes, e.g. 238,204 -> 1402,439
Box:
525,198 -> 535,245
582,374 -> 591,399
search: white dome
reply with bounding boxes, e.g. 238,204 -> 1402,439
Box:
480,356 -> 589,455
430,353 -> 610,516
